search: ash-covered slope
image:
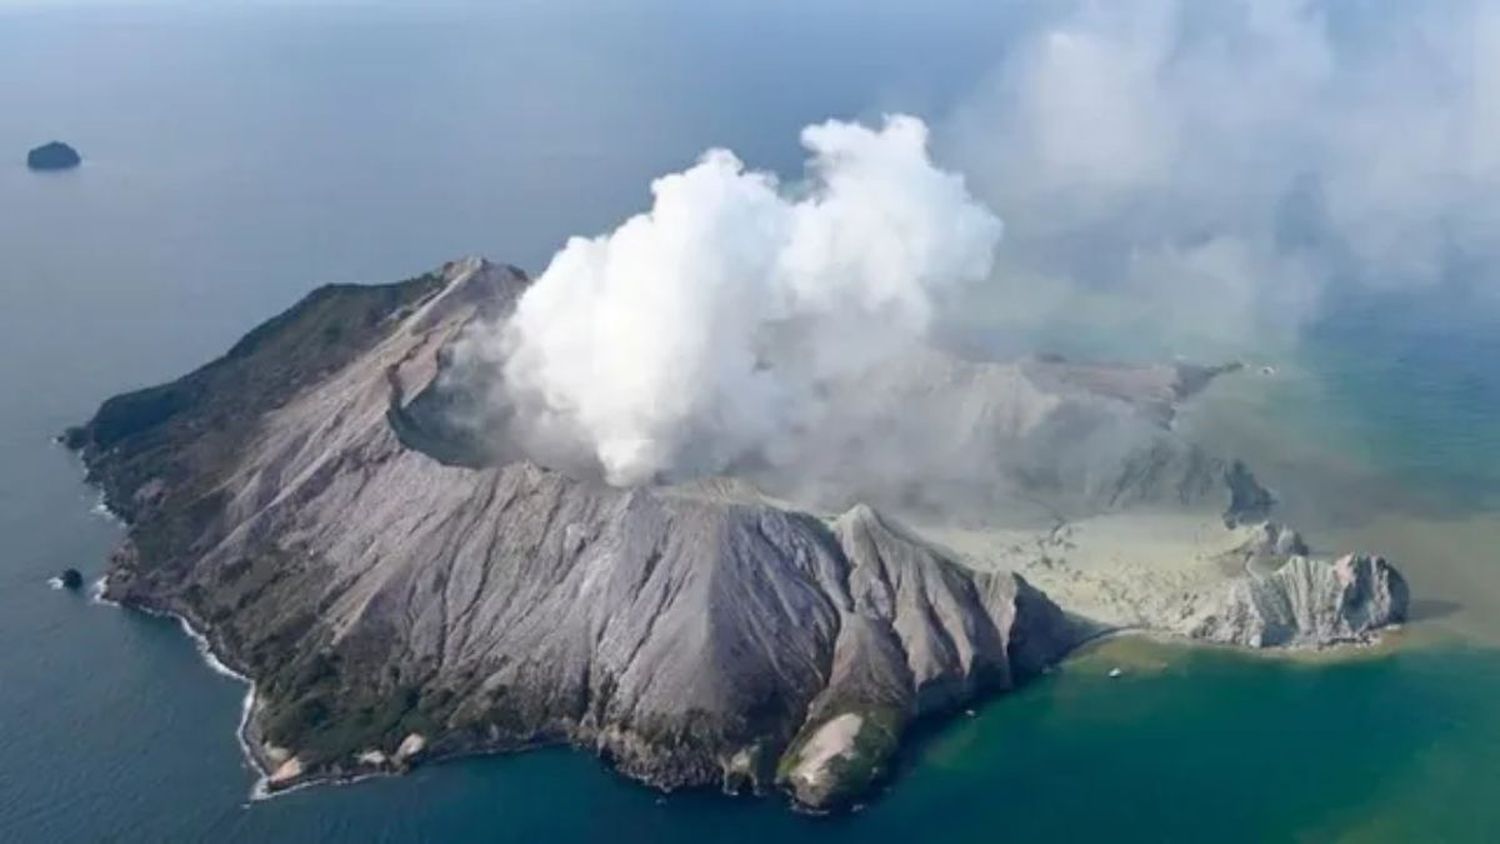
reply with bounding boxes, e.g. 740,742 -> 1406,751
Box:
771,346 -> 1250,524
65,257 -> 1407,809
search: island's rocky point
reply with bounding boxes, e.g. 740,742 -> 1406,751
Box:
64,258 -> 1409,810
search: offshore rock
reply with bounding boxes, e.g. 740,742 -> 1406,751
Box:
27,141 -> 82,171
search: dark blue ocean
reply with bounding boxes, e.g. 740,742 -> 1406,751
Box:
4,4 -> 1500,841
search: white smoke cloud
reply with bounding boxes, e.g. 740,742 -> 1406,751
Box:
492,115 -> 1002,485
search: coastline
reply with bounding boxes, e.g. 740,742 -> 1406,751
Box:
75,466 -> 1410,807
76,466 -> 281,802
76,486 -> 665,803
94,568 -> 1408,804
93,570 -> 406,802
1067,623 -> 1408,669
89,569 -> 276,800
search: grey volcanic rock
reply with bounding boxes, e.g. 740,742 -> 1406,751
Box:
66,258 -> 1079,809
1217,521 -> 1310,573
1185,554 -> 1409,647
59,568 -> 84,590
1223,459 -> 1275,527
27,141 -> 81,171
778,505 -> 1075,807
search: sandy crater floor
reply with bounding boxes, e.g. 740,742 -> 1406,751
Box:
920,511 -> 1262,633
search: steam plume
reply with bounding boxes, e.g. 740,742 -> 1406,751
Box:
492,115 -> 1002,485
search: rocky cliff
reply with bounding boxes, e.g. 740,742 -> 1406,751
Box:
1185,553 -> 1409,647
65,257 -> 1409,809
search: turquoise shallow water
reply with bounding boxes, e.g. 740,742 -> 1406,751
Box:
6,4 -> 1500,842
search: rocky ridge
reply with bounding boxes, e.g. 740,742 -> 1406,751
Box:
1187,553 -> 1409,647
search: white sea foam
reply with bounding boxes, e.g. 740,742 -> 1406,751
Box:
165,616 -> 273,799
87,576 -> 274,798
89,576 -> 117,606
89,493 -> 125,527
175,616 -> 246,682
74,469 -> 279,798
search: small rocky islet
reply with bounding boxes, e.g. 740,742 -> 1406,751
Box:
63,257 -> 1409,811
26,141 -> 82,171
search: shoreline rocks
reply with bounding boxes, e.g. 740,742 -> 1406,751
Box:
1185,554 -> 1409,647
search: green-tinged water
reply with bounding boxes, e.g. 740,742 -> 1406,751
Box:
7,3 -> 1500,842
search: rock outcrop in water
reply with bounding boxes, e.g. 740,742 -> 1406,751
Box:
1186,554 -> 1409,647
63,257 -> 1409,809
26,141 -> 81,171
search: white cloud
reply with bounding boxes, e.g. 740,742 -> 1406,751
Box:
945,0 -> 1500,352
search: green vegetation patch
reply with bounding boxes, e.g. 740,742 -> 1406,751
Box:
777,705 -> 904,806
